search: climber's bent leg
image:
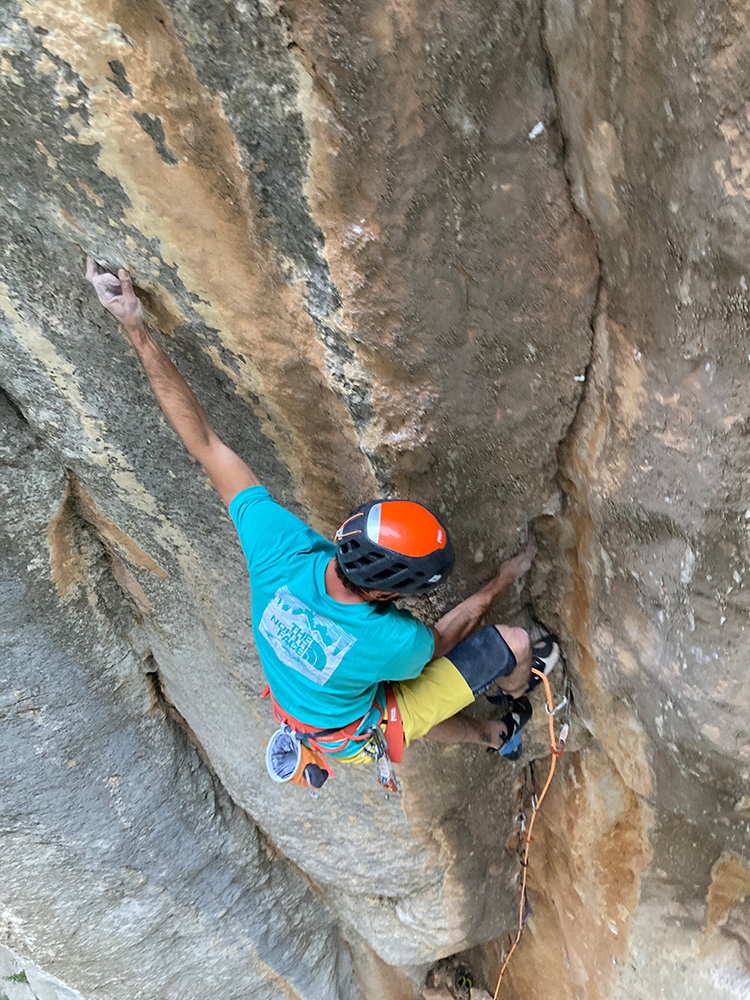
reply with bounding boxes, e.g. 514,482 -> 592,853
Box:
390,656 -> 475,747
421,709 -> 510,750
391,625 -> 529,751
491,625 -> 532,699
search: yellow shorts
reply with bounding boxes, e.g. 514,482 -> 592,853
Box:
391,655 -> 475,746
332,627 -> 516,762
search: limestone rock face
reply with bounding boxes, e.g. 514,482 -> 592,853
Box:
1,1 -> 748,999
498,3 -> 750,998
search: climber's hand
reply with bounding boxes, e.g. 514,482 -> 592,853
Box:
86,257 -> 145,330
498,535 -> 537,582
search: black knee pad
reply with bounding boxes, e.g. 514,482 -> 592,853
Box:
446,626 -> 517,697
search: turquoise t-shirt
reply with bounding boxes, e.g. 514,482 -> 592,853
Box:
229,486 -> 435,729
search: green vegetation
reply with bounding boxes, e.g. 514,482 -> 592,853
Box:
6,971 -> 28,983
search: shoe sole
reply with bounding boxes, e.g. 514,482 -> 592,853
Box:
528,634 -> 560,692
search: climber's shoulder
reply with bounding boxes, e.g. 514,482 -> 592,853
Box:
193,434 -> 260,507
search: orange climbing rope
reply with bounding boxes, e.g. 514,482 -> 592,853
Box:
492,666 -> 569,1000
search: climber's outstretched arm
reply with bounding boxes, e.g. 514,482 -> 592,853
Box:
430,537 -> 536,659
86,258 -> 259,506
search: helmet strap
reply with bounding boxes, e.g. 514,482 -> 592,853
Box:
334,511 -> 365,540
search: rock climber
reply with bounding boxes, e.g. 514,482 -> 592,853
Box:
86,259 -> 558,783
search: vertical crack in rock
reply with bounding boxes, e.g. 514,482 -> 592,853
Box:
492,5 -> 656,998
492,748 -> 653,1000
538,0 -> 605,404
144,654 -> 223,783
539,1 -> 655,791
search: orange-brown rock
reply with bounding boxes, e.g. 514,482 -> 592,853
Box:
2,1 -> 749,998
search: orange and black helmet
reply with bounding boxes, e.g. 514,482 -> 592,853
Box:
334,500 -> 454,595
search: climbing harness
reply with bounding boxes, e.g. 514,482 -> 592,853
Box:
260,684 -> 404,795
492,656 -> 572,999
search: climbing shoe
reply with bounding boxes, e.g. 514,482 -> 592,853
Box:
485,688 -> 511,709
486,632 -> 560,706
527,633 -> 560,693
487,696 -> 533,761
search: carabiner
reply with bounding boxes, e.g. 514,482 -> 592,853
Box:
545,694 -> 569,717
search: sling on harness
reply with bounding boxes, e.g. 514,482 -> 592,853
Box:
260,684 -> 404,792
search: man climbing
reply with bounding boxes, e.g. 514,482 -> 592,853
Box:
86,259 -> 558,783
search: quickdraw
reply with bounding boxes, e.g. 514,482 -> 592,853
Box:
371,726 -> 401,794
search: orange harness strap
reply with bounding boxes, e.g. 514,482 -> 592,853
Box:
260,683 -> 405,763
384,684 -> 404,763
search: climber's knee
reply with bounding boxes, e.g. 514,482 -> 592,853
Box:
391,627 -> 533,747
494,625 -> 531,667
493,625 -> 532,697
